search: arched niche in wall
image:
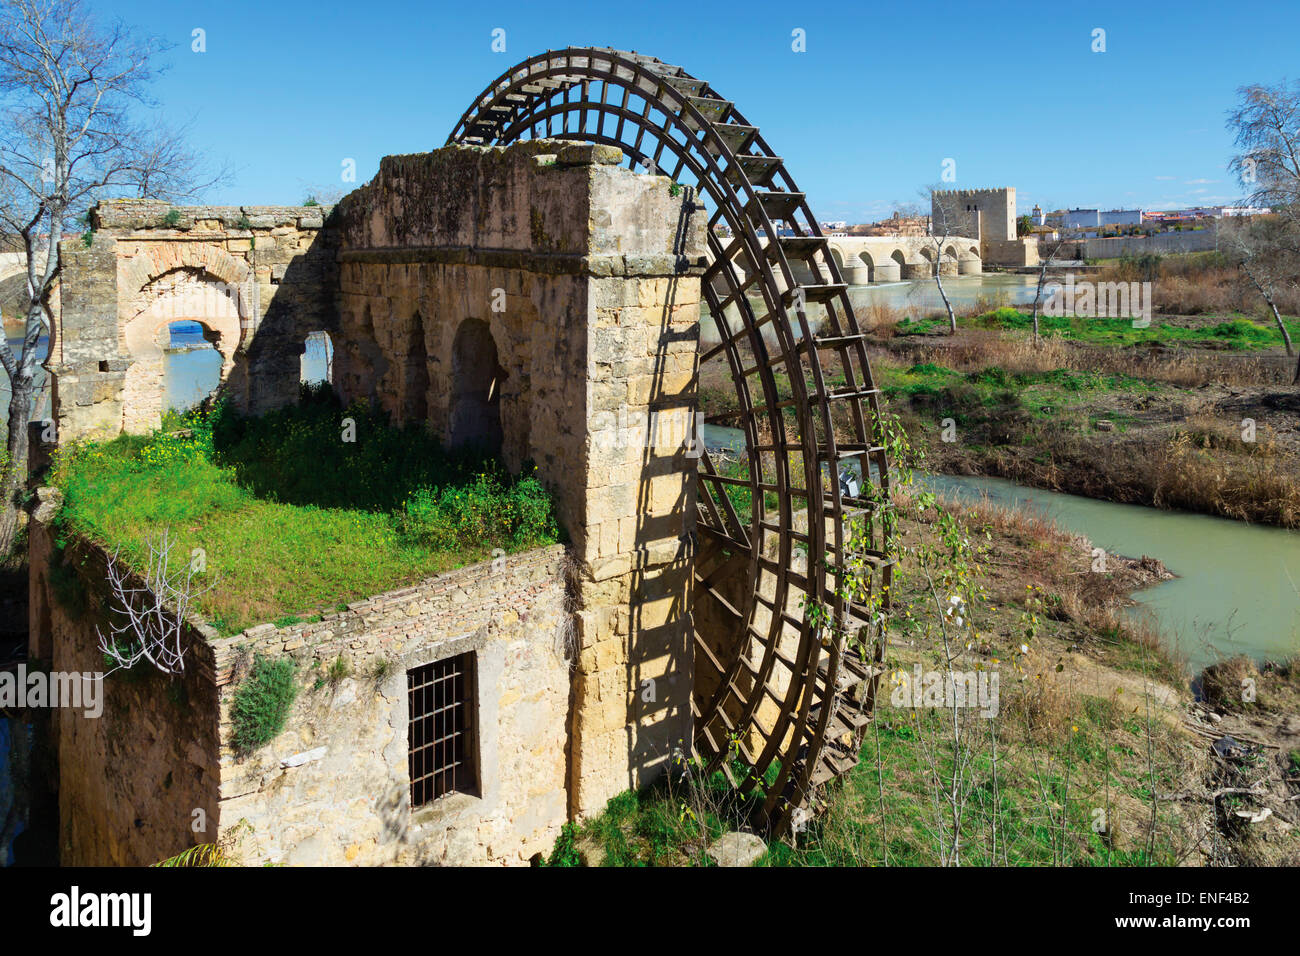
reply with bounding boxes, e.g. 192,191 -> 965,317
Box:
448,318 -> 504,457
300,330 -> 335,386
402,312 -> 430,424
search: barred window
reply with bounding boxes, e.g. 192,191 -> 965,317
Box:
407,654 -> 476,807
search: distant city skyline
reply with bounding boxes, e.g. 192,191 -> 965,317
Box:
95,0 -> 1298,219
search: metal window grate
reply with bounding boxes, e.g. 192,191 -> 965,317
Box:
408,654 -> 475,807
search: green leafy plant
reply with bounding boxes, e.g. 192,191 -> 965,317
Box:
163,208 -> 182,227
230,654 -> 297,753
543,821 -> 582,866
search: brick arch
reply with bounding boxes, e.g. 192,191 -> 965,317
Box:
121,244 -> 253,332
120,269 -> 242,434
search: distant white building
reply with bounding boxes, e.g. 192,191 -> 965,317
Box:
820,220 -> 848,231
1027,204 -> 1045,225
1170,205 -> 1270,219
1100,209 -> 1144,226
1062,208 -> 1100,230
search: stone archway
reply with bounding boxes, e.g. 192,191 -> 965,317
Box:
121,270 -> 242,432
448,318 -> 504,455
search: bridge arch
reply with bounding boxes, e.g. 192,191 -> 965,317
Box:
450,48 -> 890,831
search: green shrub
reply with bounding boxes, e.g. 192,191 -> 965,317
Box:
400,472 -> 558,551
966,366 -> 1012,387
231,654 -> 297,752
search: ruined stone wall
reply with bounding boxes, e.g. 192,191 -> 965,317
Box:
28,508 -> 222,867
35,137 -> 711,860
53,201 -> 338,440
334,141 -> 706,816
984,238 -> 1040,268
30,503 -> 572,866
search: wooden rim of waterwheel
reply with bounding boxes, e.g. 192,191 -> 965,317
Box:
449,47 -> 894,834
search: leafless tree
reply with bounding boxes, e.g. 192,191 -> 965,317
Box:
1029,202 -> 1070,342
0,0 -> 221,554
1228,80 -> 1300,239
1221,216 -> 1297,366
1227,81 -> 1300,384
97,530 -> 213,676
924,187 -> 961,333
295,181 -> 348,206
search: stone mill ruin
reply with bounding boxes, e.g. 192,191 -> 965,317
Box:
31,48 -> 894,865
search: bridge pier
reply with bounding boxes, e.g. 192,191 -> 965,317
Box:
901,262 -> 930,280
872,262 -> 901,282
958,256 -> 982,275
841,264 -> 871,285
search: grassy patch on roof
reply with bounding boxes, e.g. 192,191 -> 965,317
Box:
53,385 -> 561,635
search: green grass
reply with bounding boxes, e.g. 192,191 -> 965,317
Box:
879,361 -> 1159,412
895,307 -> 1300,349
54,386 -> 562,635
543,695 -> 1189,867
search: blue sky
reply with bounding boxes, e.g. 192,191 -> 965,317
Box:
98,0 -> 1300,221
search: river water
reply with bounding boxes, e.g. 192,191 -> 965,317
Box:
921,474 -> 1300,675
164,323 -> 333,412
844,273 -> 1042,314
700,424 -> 1299,675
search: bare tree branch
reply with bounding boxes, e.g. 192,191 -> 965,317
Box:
96,529 -> 214,676
0,0 -> 226,554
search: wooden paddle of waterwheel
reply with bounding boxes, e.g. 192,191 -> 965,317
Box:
449,48 -> 894,835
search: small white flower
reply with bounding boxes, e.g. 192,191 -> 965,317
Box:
1019,643 -> 1030,655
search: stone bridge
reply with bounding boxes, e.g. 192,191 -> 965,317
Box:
726,234 -> 982,290
822,235 -> 982,282
0,250 -> 34,324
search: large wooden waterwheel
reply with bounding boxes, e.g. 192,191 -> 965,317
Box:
450,48 -> 894,833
